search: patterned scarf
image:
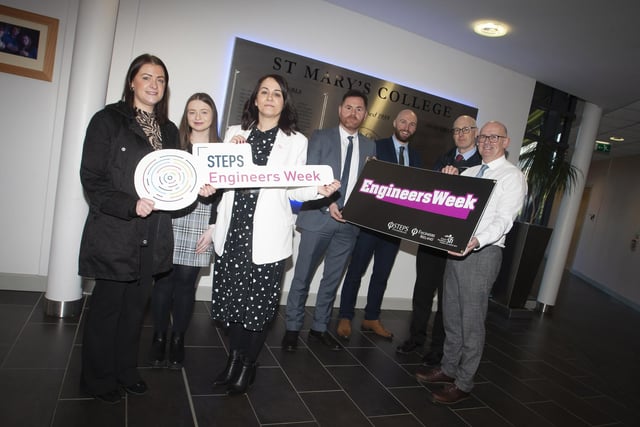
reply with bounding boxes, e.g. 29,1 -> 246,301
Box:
135,108 -> 162,150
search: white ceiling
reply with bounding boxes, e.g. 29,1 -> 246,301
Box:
325,0 -> 640,161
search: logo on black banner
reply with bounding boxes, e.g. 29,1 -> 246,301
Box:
437,234 -> 456,247
387,222 -> 409,235
411,228 -> 436,242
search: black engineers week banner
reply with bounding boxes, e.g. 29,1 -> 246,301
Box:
342,160 -> 496,253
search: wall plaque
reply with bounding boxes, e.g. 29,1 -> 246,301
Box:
222,38 -> 478,169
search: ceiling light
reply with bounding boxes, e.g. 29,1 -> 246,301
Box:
473,20 -> 509,37
609,136 -> 624,142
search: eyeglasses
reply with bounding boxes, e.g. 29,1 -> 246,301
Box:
452,126 -> 476,135
477,134 -> 507,144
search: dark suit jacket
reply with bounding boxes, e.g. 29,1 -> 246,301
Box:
375,137 -> 423,168
297,127 -> 376,231
354,137 -> 424,246
433,146 -> 481,173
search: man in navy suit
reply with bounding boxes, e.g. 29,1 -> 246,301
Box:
336,109 -> 423,340
283,90 -> 377,351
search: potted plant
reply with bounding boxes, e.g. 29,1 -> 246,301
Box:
519,136 -> 580,225
490,97 -> 581,315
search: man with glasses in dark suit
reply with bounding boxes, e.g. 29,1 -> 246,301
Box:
397,115 -> 481,365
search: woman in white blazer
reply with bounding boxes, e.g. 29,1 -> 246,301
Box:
210,74 -> 339,395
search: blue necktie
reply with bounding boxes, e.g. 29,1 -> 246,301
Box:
398,146 -> 405,165
476,164 -> 489,177
338,136 -> 353,208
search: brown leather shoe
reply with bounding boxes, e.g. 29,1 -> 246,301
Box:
415,366 -> 455,383
337,318 -> 351,339
431,384 -> 470,404
360,319 -> 393,339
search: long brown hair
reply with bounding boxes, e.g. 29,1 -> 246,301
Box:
121,54 -> 170,124
178,93 -> 220,152
240,74 -> 298,135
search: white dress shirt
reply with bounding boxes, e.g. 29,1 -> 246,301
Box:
462,156 -> 527,248
338,127 -> 360,204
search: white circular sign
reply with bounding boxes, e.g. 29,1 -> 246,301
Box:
134,149 -> 200,211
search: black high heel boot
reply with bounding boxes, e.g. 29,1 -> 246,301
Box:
149,332 -> 167,368
226,361 -> 257,395
168,332 -> 185,370
212,350 -> 244,386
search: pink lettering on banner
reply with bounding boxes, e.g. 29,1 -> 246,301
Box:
357,179 -> 477,220
380,196 -> 471,219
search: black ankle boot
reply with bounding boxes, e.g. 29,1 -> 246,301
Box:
168,332 -> 185,369
226,361 -> 257,395
213,350 -> 244,386
149,332 -> 167,367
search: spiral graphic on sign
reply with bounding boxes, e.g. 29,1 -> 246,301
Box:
134,149 -> 200,211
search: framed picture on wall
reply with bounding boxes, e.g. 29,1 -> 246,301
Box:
0,5 -> 58,82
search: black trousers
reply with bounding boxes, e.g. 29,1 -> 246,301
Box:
81,277 -> 152,394
152,264 -> 201,334
408,245 -> 446,349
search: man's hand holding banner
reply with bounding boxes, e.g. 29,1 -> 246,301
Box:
341,160 -> 495,253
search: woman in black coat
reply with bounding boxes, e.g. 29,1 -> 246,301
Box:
78,54 -> 200,404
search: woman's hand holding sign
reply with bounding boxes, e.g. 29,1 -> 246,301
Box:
318,179 -> 340,197
230,135 -> 247,144
198,183 -> 216,197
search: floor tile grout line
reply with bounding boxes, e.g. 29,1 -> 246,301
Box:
264,344 -> 321,426
327,333 -> 425,426
519,377 -> 613,425
0,292 -> 45,370
180,366 -> 200,427
523,400 -> 595,427
4,272 -> 640,427
49,296 -> 89,427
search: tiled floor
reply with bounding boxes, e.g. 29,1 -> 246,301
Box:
1,272 -> 639,426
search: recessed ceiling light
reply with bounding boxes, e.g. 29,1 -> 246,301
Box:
609,136 -> 624,142
473,20 -> 509,37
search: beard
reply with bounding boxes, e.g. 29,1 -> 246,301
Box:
394,129 -> 412,143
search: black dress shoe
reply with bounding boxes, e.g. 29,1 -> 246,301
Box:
281,330 -> 299,352
80,379 -> 122,404
396,340 -> 421,354
308,329 -> 343,351
93,390 -> 122,404
423,349 -> 443,366
123,380 -> 148,395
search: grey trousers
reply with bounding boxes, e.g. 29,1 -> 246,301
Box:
285,219 -> 359,332
440,245 -> 502,392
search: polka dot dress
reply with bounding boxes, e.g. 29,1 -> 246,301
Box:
211,126 -> 285,331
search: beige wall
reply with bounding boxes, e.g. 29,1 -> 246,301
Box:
16,1 -> 638,311
570,155 -> 640,307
